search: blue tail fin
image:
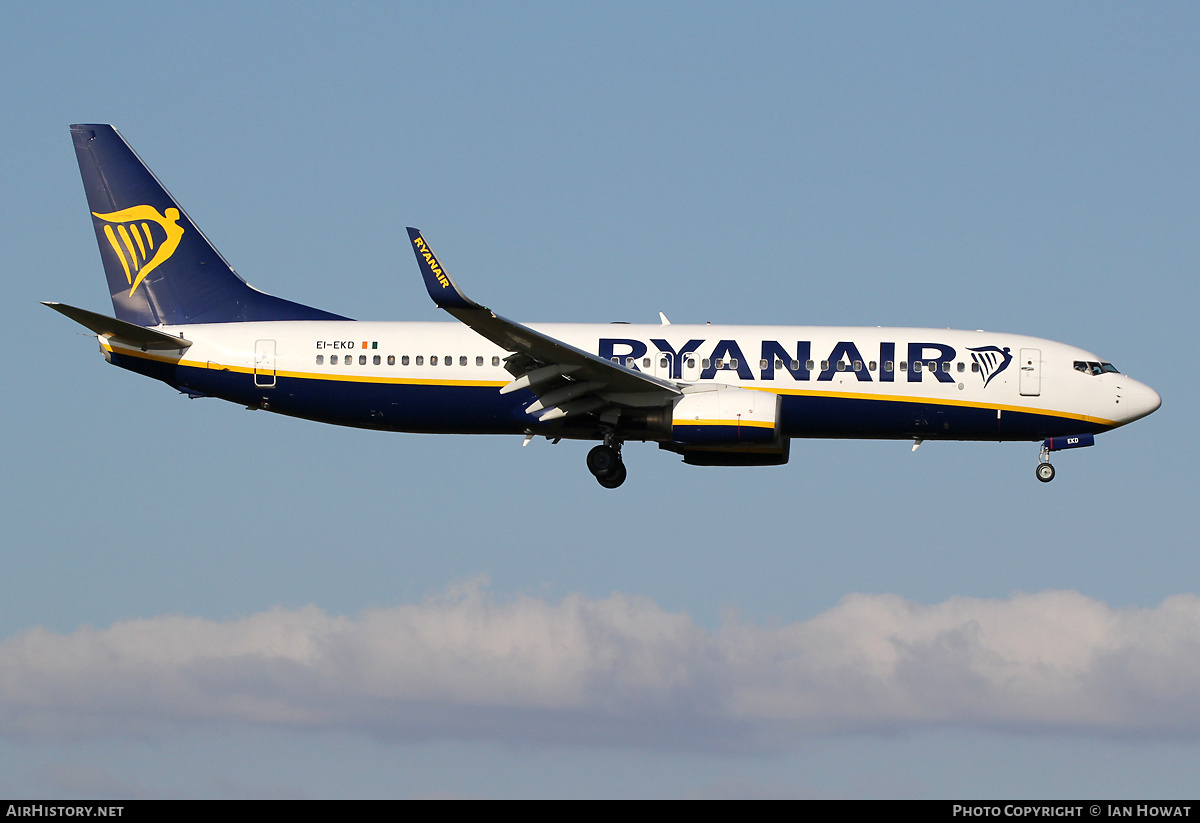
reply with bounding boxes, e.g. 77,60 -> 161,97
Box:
71,124 -> 349,325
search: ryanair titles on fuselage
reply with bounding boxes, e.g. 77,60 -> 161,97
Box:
596,337 -> 1011,385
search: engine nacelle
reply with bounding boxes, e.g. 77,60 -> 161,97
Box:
660,386 -> 789,466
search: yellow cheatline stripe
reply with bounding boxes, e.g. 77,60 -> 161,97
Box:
744,384 -> 1116,427
101,343 -> 508,388
100,344 -> 1117,425
102,225 -> 132,283
672,418 -> 776,429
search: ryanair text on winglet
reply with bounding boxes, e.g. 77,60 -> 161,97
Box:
412,236 -> 451,290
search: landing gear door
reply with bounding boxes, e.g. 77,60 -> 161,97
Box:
1019,348 -> 1041,396
254,339 -> 277,388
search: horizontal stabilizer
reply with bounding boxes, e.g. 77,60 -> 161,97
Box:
43,302 -> 191,350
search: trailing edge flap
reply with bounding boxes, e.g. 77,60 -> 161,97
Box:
405,228 -> 680,404
43,302 -> 191,350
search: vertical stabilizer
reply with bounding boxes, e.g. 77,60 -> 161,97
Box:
71,124 -> 348,325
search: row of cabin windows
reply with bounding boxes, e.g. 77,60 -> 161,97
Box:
618,355 -> 981,374
315,354 -> 504,367
314,353 -> 981,375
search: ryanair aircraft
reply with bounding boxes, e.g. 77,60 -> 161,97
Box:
48,125 -> 1161,488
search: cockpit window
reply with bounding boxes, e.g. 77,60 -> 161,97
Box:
1074,360 -> 1121,376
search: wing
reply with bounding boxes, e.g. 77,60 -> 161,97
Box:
406,228 -> 680,423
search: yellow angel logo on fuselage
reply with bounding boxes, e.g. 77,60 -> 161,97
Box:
92,205 -> 185,295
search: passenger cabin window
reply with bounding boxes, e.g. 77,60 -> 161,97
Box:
884,361 -> 893,372
836,361 -> 846,372
416,356 -> 424,366
869,361 -> 877,371
820,360 -> 829,371
957,362 -> 965,372
316,355 -> 324,365
430,356 -> 438,366
476,356 -> 483,366
971,362 -> 979,372
388,355 -> 396,366
401,355 -> 409,366
900,361 -> 908,372
492,356 -> 501,367
446,355 -> 453,366
359,355 -> 367,365
373,355 -> 381,365
806,360 -> 815,371
853,360 -> 862,371
330,355 -> 338,365
644,358 -> 652,369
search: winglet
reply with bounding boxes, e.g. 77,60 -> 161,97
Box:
406,228 -> 479,311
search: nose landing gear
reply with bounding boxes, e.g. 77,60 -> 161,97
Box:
1035,434 -> 1095,482
587,433 -> 626,488
1036,442 -> 1055,482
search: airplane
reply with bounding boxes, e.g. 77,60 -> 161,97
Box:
47,124 -> 1161,489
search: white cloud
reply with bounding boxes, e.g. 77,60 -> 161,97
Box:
2,581 -> 1199,747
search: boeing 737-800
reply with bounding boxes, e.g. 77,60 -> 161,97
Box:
47,125 -> 1161,488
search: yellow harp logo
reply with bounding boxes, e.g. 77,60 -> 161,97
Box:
92,206 -> 185,295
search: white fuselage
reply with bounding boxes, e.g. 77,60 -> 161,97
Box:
100,320 -> 1161,442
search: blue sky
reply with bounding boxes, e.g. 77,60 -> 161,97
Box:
1,1 -> 1197,798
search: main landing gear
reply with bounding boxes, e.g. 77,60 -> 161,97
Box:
587,434 -> 626,489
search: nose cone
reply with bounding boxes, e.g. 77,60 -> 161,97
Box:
1117,379 -> 1161,425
